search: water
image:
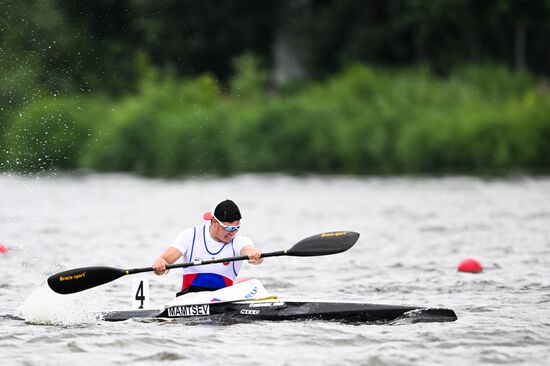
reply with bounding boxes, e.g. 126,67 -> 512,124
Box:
1,173 -> 550,365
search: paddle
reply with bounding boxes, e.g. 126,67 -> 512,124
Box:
47,231 -> 359,295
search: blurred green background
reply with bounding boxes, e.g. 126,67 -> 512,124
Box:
1,0 -> 549,176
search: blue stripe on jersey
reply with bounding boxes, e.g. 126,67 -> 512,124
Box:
204,225 -> 225,255
231,238 -> 238,276
188,226 -> 197,262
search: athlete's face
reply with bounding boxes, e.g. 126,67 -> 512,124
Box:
212,219 -> 240,243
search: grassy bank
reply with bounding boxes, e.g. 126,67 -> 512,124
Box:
2,64 -> 549,176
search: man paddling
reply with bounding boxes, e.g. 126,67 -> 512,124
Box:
152,199 -> 263,295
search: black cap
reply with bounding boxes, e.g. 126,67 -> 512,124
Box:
213,200 -> 241,222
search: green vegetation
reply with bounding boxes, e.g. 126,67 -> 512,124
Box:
2,2 -> 550,176
3,63 -> 549,176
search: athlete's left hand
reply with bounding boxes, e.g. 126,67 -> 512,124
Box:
242,246 -> 263,265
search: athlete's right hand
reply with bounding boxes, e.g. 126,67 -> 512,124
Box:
152,257 -> 169,275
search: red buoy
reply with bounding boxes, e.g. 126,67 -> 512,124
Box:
458,258 -> 483,273
0,244 -> 9,254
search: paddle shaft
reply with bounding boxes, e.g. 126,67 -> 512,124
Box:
126,250 -> 287,275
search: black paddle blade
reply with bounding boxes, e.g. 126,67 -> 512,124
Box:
287,231 -> 360,257
47,266 -> 127,295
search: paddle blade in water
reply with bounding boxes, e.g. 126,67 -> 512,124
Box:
47,266 -> 127,294
287,231 -> 359,257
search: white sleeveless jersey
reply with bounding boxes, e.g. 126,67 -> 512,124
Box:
170,225 -> 254,290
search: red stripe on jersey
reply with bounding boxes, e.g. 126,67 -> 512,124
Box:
182,273 -> 198,290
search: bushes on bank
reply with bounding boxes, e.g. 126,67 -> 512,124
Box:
79,75 -> 224,176
2,64 -> 549,176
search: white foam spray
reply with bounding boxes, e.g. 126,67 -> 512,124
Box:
17,284 -> 103,325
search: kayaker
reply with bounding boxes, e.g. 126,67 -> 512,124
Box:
152,199 -> 263,296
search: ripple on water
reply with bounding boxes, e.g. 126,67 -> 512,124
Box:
479,348 -> 524,364
26,335 -> 65,344
133,351 -> 188,362
66,341 -> 87,353
462,305 -> 494,313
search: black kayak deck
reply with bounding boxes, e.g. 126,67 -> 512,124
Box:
101,300 -> 457,323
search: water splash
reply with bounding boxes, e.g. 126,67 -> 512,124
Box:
17,284 -> 101,325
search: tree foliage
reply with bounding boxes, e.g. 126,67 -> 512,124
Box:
2,1 -> 550,175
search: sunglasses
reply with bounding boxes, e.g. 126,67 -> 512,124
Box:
213,216 -> 240,232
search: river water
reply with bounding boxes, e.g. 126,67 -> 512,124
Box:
1,173 -> 549,365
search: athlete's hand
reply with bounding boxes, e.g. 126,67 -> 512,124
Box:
242,247 -> 263,265
152,257 -> 170,275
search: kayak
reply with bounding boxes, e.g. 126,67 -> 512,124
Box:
102,299 -> 457,323
100,279 -> 457,323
